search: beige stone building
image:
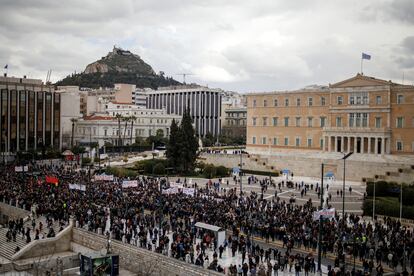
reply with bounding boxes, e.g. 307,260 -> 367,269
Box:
247,74 -> 414,155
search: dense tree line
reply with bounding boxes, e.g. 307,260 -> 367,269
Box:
55,72 -> 180,89
166,108 -> 199,173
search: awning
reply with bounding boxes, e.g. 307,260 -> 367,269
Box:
195,222 -> 223,232
325,171 -> 334,177
62,149 -> 74,156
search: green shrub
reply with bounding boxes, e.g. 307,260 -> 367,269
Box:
216,166 -> 229,177
94,157 -> 100,163
134,159 -> 169,175
241,169 -> 279,177
82,157 -> 91,165
203,164 -> 217,179
366,181 -> 414,206
363,197 -> 414,219
153,163 -> 166,175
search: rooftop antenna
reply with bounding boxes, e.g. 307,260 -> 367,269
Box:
46,69 -> 52,84
176,73 -> 194,84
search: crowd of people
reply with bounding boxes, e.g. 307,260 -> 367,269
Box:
0,161 -> 413,275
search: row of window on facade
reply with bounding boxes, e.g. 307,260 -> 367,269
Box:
251,93 -> 406,107
226,119 -> 246,126
77,127 -> 164,137
226,112 -> 247,118
252,114 -> 411,128
252,136 -> 322,148
111,111 -> 164,116
250,136 -> 410,152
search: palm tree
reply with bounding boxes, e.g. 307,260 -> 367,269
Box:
70,118 -> 78,148
122,116 -> 130,145
115,113 -> 123,146
129,115 -> 137,146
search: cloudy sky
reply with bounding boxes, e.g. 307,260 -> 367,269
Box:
1,0 -> 413,92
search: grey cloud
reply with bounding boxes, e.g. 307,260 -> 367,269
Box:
401,36 -> 414,53
0,0 -> 412,91
388,0 -> 414,24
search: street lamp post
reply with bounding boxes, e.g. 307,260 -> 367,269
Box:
317,163 -> 324,272
239,149 -> 243,195
399,182 -> 403,222
341,152 -> 353,227
373,175 -> 378,220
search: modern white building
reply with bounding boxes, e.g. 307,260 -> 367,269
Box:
146,85 -> 222,137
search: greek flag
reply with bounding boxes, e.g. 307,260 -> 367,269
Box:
362,53 -> 371,60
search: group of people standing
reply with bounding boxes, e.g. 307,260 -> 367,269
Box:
0,162 -> 413,275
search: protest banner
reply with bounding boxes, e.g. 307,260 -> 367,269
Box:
69,184 -> 86,191
46,176 -> 59,185
313,208 -> 336,221
122,180 -> 138,188
94,174 -> 114,181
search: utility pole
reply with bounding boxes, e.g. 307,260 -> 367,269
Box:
400,182 -> 403,222
317,163 -> 324,272
239,149 -> 243,195
342,152 -> 353,228
373,175 -> 378,220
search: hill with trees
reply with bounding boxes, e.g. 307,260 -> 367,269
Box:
55,46 -> 180,89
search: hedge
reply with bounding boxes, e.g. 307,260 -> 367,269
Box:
202,164 -> 229,179
105,166 -> 138,178
366,181 -> 414,206
363,197 -> 414,219
241,169 -> 279,177
134,159 -> 169,175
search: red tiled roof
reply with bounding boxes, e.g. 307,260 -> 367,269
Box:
83,115 -> 115,121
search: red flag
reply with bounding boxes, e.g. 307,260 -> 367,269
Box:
46,176 -> 59,185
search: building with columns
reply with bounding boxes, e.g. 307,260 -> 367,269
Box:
146,85 -> 222,137
246,74 -> 414,155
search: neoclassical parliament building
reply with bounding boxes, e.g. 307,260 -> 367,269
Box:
247,74 -> 414,155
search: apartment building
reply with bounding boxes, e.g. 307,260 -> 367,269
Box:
247,74 -> 414,155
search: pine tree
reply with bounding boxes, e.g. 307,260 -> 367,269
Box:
178,107 -> 199,172
166,119 -> 180,170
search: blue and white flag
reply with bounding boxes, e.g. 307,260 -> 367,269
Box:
4,64 -> 7,69
362,53 -> 371,60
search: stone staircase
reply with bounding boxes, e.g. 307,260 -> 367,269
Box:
0,215 -> 63,260
247,154 -> 277,171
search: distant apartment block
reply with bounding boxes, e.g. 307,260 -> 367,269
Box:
146,85 -> 222,137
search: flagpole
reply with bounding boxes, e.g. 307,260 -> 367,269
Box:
360,57 -> 363,75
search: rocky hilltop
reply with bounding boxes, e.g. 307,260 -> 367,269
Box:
56,46 -> 180,89
84,46 -> 156,75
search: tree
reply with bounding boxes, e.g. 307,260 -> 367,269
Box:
70,118 -> 78,148
178,107 -> 199,172
202,132 -> 215,147
122,116 -> 130,145
115,113 -> 123,146
166,119 -> 180,170
130,115 -> 137,146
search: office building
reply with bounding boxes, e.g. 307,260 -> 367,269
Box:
146,85 -> 222,137
0,75 -> 60,154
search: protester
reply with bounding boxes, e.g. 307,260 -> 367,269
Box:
0,162 -> 413,275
